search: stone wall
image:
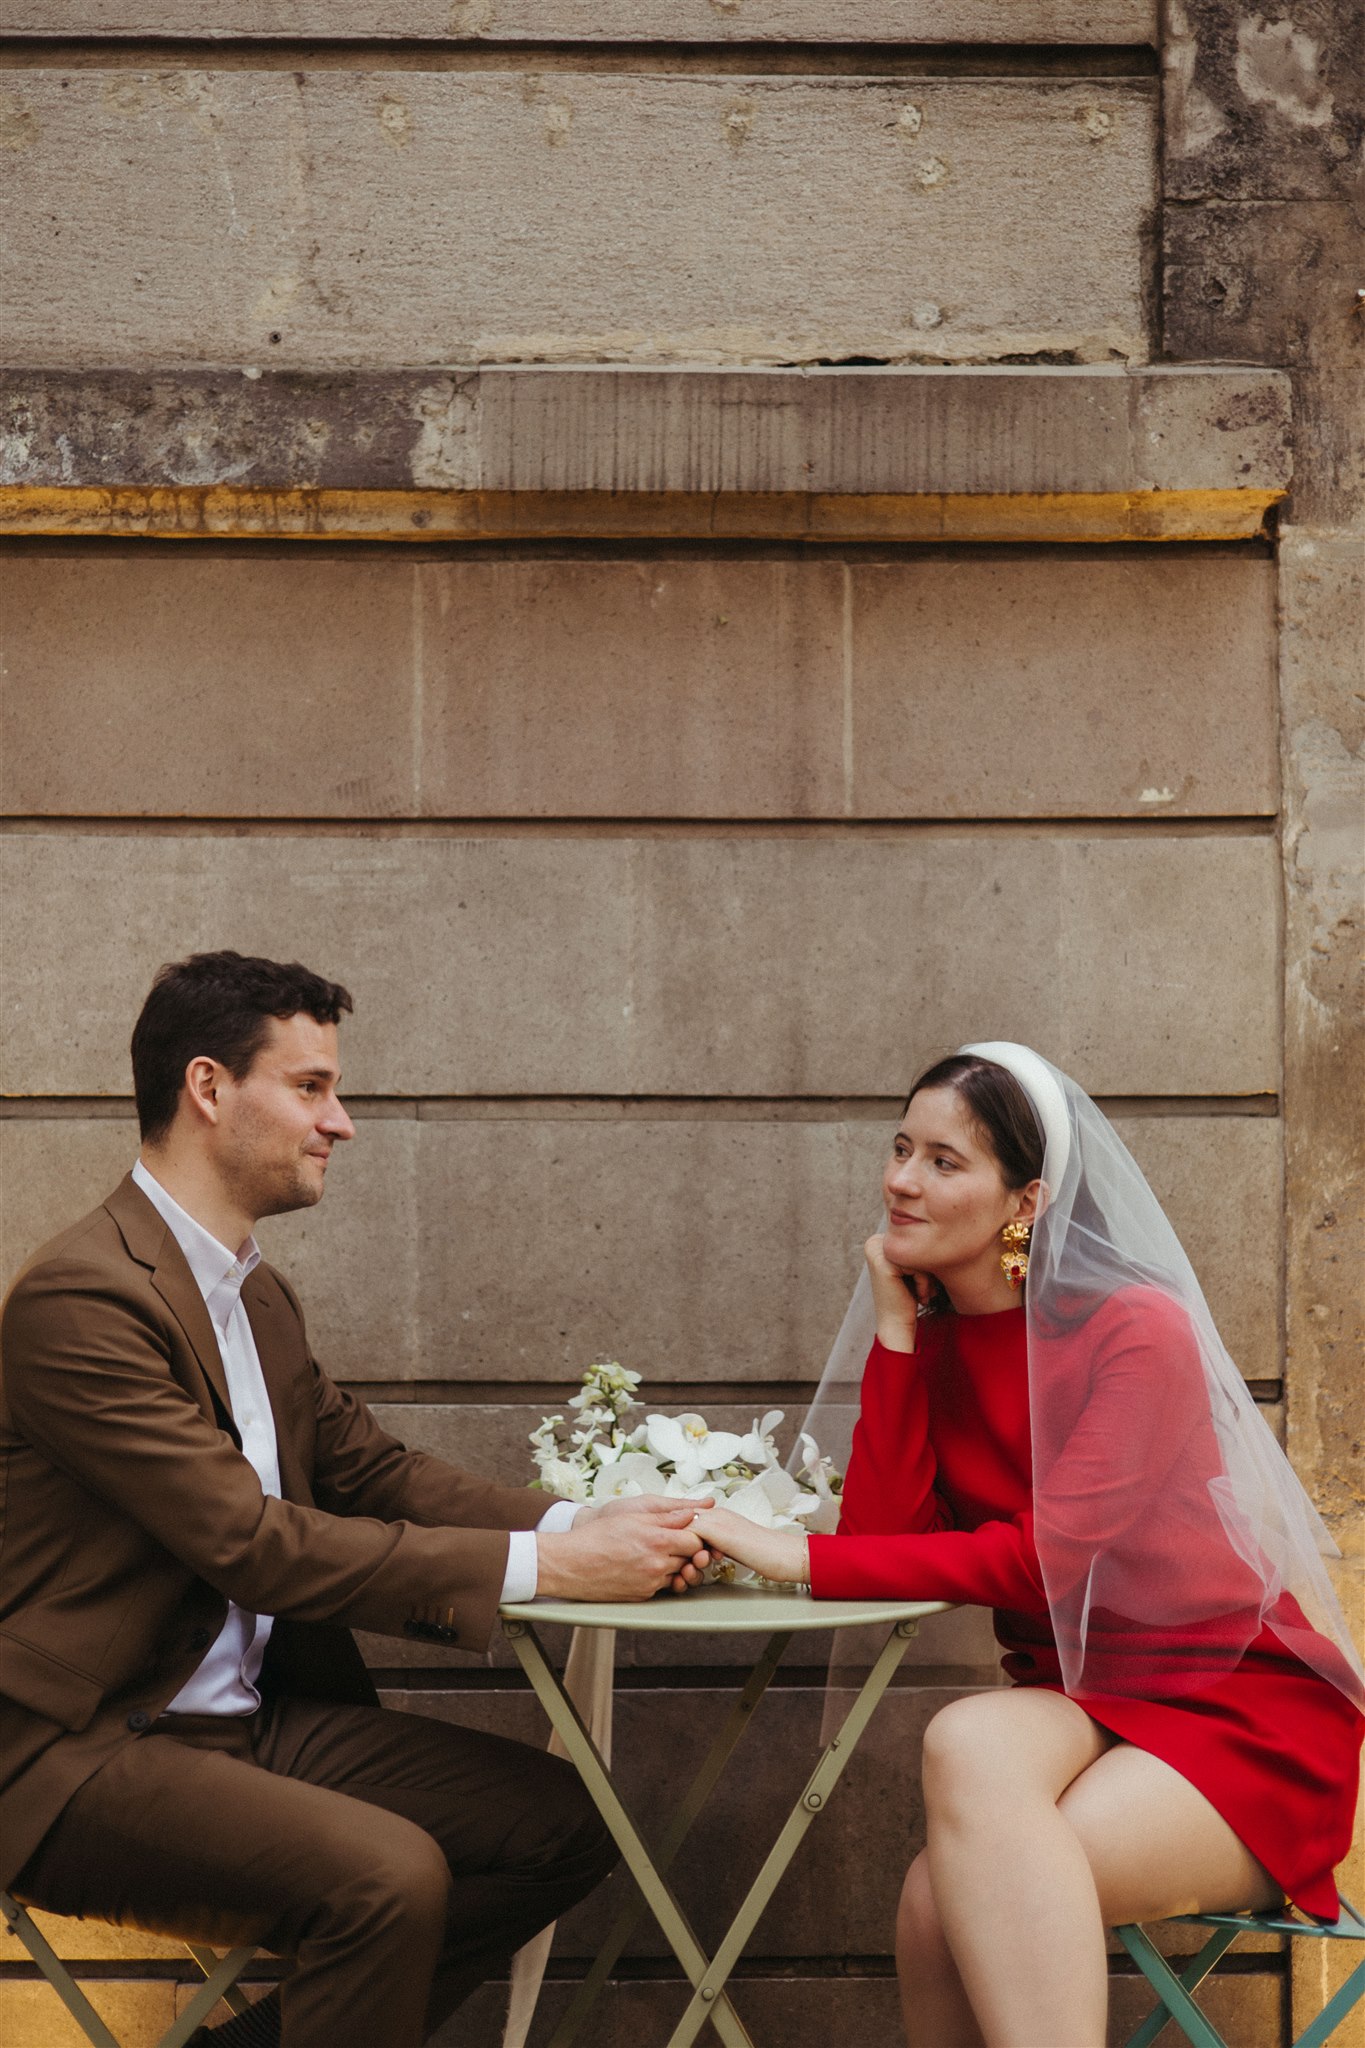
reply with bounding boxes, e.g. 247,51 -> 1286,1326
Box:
2,3 -> 1360,2042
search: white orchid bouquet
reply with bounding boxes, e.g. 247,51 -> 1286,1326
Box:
529,1361 -> 843,1581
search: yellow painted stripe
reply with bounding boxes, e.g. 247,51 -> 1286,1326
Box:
0,486 -> 1282,544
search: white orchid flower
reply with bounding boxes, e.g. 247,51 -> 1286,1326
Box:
645,1413 -> 744,1486
539,1457 -> 592,1503
737,1410 -> 785,1466
721,1476 -> 780,1527
663,1472 -> 719,1501
590,1452 -> 668,1502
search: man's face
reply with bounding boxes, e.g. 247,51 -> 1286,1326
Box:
213,1012 -> 355,1221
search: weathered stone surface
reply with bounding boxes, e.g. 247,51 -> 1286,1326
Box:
0,552 -> 418,818
1,547 -> 1279,822
2,2 -> 1159,39
480,364 -> 1281,497
0,833 -> 1279,1100
0,77 -> 1154,370
0,367 -> 1291,496
848,551 -> 1277,818
1278,529 -> 1365,2035
0,1114 -> 1284,1384
1164,0 -> 1362,204
0,1981 -> 180,2047
418,556 -> 845,819
1164,199 -> 1363,528
1279,531 -> 1365,1531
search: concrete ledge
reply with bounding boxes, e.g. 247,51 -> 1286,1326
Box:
0,3 -> 1158,43
0,367 -> 1290,541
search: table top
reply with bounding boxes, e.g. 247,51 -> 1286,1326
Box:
500,1583 -> 952,1634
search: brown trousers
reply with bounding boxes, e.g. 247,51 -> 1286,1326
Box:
15,1695 -> 616,2048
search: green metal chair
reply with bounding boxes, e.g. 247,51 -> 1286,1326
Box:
0,1890 -> 257,2048
1117,1897 -> 1365,2048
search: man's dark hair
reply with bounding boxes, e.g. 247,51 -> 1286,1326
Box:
131,950 -> 354,1143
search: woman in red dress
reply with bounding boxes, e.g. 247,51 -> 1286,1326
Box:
691,1044 -> 1364,2047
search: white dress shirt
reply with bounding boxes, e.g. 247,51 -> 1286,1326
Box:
132,1161 -> 573,1714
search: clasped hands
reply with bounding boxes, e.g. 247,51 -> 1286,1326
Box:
536,1494 -> 809,1599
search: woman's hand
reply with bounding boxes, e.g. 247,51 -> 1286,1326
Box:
686,1505 -> 809,1586
865,1232 -> 931,1353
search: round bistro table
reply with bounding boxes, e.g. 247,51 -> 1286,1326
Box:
499,1583 -> 951,2048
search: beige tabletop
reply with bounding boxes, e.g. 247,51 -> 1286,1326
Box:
500,1580 -> 950,1633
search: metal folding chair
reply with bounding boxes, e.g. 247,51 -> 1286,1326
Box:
1117,1897 -> 1365,2048
0,1891 -> 257,2048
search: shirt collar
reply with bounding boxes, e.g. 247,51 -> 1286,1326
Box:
131,1159 -> 261,1327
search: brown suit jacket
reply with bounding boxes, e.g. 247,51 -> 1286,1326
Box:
0,1175 -> 552,1888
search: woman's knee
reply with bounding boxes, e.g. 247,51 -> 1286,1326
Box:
920,1696 -> 1005,1818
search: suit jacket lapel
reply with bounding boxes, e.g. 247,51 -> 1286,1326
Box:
104,1173 -> 234,1421
242,1274 -> 312,1505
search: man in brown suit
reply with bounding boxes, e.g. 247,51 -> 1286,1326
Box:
0,951 -> 712,2048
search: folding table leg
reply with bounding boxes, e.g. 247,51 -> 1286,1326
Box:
549,1629 -> 794,2048
665,1617 -> 920,2048
504,1619 -> 754,2048
1115,1923 -> 1235,2048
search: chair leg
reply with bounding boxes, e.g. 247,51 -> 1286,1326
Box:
0,1895 -> 122,2048
1292,1953 -> 1365,2048
184,1941 -> 254,2019
1116,1923 -> 1235,2048
156,1946 -> 259,2048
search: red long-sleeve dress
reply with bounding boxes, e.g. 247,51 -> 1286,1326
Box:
806,1303 -> 1363,1921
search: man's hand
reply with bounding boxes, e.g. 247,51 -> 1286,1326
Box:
537,1495 -> 715,1600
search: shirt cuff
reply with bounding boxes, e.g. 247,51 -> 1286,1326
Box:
498,1501 -> 582,1605
536,1500 -> 582,1534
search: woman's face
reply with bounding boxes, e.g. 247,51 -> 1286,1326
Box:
881,1085 -> 1030,1287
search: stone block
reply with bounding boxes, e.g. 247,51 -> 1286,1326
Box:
0,553 -> 418,818
1107,1967 -> 1283,2046
1,546 -> 1280,824
417,556 -> 845,819
0,833 -> 1279,1101
5,3 -> 1159,40
1278,531 -> 1365,1533
1,75 -> 1153,369
849,551 -> 1277,818
481,365 -> 1285,499
0,1981 -> 179,2047
1,365 -> 1289,506
0,1114 -> 1284,1386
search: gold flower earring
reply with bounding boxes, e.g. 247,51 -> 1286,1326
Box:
1000,1219 -> 1031,1289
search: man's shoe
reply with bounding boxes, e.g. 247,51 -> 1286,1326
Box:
186,1988 -> 280,2047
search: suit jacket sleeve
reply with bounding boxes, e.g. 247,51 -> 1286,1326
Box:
4,1254 -> 523,1652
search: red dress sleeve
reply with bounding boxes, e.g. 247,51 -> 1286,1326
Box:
807,1334 -> 1048,1614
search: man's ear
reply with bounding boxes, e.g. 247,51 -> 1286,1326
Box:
182,1056 -> 224,1127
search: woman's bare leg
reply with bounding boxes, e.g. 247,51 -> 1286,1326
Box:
905,1690 -> 1281,2048
896,1849 -> 985,2048
919,1691 -> 1113,2048
1055,1739 -> 1280,1925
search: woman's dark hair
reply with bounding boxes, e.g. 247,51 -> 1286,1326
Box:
904,1053 -> 1044,1190
131,950 -> 353,1143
